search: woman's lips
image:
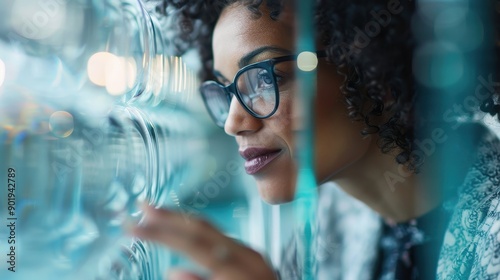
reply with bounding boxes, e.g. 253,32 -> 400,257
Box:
239,148 -> 282,175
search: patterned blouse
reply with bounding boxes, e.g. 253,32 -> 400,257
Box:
278,129 -> 500,280
373,204 -> 450,279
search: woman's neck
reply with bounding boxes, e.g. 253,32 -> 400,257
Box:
329,123 -> 485,222
332,139 -> 442,222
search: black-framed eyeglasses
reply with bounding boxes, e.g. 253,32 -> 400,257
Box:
200,50 -> 327,128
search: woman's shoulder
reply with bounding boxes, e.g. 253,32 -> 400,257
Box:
438,128 -> 500,279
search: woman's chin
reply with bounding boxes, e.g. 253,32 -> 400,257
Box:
256,181 -> 296,205
260,195 -> 295,205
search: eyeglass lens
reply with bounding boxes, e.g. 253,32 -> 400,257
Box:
236,67 -> 277,117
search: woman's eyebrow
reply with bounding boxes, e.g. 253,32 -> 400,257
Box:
212,46 -> 292,82
238,46 -> 292,68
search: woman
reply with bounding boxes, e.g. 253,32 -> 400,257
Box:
131,0 -> 500,279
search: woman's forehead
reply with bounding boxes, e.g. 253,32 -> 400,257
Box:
212,3 -> 296,72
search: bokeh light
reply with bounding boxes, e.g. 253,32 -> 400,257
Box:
297,51 -> 318,72
87,52 -> 137,96
87,52 -> 113,87
413,43 -> 464,88
105,56 -> 136,95
49,111 -> 74,138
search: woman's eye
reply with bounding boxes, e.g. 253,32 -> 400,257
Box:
257,70 -> 273,85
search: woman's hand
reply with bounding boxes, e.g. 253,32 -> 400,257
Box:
129,204 -> 278,280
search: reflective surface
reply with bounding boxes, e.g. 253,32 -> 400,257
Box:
0,0 -> 218,279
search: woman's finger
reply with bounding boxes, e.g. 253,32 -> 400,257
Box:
130,205 -> 243,271
128,205 -> 277,280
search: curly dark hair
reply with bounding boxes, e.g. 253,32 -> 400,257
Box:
148,0 -> 500,172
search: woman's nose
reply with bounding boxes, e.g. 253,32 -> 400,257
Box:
224,97 -> 262,136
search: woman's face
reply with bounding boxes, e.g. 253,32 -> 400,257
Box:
212,3 -> 374,204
